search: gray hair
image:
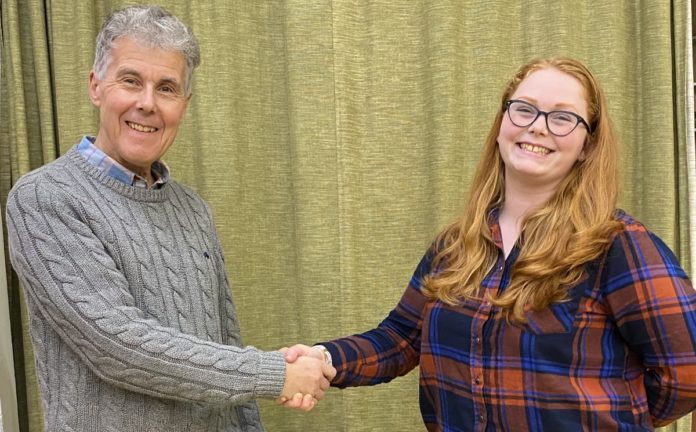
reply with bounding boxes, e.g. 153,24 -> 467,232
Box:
93,5 -> 200,93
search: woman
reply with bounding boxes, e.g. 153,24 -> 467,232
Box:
284,57 -> 696,431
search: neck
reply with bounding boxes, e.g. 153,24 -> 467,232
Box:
92,135 -> 156,187
501,171 -> 559,219
498,175 -> 558,257
140,170 -> 156,187
500,189 -> 552,223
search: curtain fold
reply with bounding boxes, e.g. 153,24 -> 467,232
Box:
2,0 -> 59,430
681,0 -> 696,280
1,1 -> 693,431
0,211 -> 19,432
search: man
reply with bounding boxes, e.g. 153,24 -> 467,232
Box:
6,5 -> 332,431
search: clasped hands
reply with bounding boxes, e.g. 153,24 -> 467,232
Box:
277,344 -> 334,411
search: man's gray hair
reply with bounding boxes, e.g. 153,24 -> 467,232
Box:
93,5 -> 200,93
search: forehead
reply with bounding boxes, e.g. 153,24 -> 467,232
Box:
107,37 -> 187,82
512,67 -> 587,112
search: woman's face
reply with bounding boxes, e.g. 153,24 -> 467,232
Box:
497,67 -> 589,191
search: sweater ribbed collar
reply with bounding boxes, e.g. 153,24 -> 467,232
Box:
66,145 -> 172,203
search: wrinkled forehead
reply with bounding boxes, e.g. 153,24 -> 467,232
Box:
110,37 -> 187,74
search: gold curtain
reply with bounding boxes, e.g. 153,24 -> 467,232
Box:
1,1 -> 693,431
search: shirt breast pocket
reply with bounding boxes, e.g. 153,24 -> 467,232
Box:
522,276 -> 591,335
524,301 -> 579,334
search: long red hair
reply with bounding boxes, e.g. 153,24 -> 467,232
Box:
422,57 -> 622,322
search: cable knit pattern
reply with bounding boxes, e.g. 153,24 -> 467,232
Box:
6,146 -> 285,431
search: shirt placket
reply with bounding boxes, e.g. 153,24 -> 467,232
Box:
469,257 -> 505,431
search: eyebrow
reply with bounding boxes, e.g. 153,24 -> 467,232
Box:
516,97 -> 580,112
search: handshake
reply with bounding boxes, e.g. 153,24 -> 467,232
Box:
276,344 -> 335,412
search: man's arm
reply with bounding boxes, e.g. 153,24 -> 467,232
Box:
6,179 -> 329,405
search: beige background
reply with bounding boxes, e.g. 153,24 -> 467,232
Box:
1,1 -> 694,431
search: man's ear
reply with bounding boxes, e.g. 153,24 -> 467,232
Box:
88,70 -> 101,107
180,92 -> 193,119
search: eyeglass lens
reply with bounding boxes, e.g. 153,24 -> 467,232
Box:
507,101 -> 582,137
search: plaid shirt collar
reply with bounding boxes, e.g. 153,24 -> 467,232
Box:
77,136 -> 170,189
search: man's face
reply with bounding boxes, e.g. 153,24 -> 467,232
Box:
88,37 -> 190,179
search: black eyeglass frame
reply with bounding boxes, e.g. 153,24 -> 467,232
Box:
504,99 -> 592,137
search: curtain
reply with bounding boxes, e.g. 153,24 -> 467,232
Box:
1,1 -> 693,431
0,210 -> 19,432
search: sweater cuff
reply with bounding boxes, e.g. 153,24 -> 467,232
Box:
254,350 -> 286,398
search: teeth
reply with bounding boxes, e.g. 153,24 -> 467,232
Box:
520,143 -> 550,155
127,121 -> 157,133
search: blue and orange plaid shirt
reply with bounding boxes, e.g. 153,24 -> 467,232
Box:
323,210 -> 696,431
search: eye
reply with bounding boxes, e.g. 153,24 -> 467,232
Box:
158,84 -> 182,96
512,103 -> 536,117
122,77 -> 139,86
549,112 -> 575,124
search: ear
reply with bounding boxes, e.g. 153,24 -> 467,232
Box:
578,149 -> 586,162
88,70 -> 102,107
180,92 -> 193,119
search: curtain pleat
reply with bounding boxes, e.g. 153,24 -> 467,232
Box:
1,1 -> 693,431
683,2 -> 696,280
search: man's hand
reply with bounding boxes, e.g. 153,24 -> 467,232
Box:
276,345 -> 335,411
278,353 -> 335,411
284,344 -> 325,363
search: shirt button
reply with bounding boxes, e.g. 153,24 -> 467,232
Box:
478,414 -> 485,422
474,377 -> 481,385
474,336 -> 480,344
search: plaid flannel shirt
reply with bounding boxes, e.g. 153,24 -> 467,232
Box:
323,210 -> 696,431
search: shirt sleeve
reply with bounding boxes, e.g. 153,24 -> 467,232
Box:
321,246 -> 435,387
603,224 -> 696,426
5,179 -> 286,405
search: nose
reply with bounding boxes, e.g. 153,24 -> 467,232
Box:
527,113 -> 549,135
136,86 -> 156,113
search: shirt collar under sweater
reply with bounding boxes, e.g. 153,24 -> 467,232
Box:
77,136 -> 170,189
66,145 -> 172,203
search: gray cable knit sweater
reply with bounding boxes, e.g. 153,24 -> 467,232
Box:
6,146 -> 286,431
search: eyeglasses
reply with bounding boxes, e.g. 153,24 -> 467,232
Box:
504,99 -> 591,137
